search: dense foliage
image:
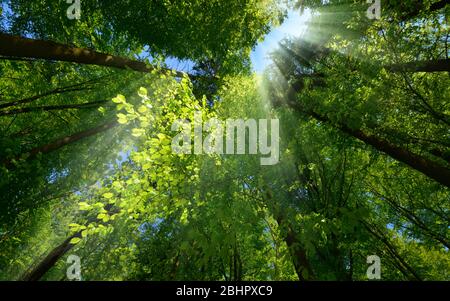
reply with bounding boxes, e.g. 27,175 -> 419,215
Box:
0,0 -> 448,280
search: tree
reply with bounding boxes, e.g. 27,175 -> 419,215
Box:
1,1 -> 449,282
0,33 -> 187,77
267,7 -> 450,187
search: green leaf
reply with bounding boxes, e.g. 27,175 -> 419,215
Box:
138,105 -> 148,114
132,128 -> 145,137
180,208 -> 189,224
103,192 -> 114,199
112,94 -> 126,104
138,87 -> 148,98
117,113 -> 128,124
79,202 -> 91,211
70,237 -> 82,245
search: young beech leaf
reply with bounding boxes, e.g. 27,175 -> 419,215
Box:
97,213 -> 106,220
138,87 -> 148,98
103,192 -> 113,199
138,105 -> 148,114
117,113 -> 128,124
132,128 -> 145,137
70,237 -> 81,245
112,94 -> 126,104
79,202 -> 91,210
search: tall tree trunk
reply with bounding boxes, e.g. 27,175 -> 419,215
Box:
0,33 -> 189,78
397,0 -> 450,21
2,120 -> 118,169
281,221 -> 316,281
273,49 -> 450,187
371,189 -> 450,249
264,189 -> 316,280
0,81 -> 95,110
285,93 -> 450,188
387,59 -> 450,73
0,100 -> 109,116
362,221 -> 422,281
20,232 -> 81,281
20,204 -> 117,281
279,41 -> 450,75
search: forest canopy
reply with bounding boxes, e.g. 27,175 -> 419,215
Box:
0,0 -> 448,281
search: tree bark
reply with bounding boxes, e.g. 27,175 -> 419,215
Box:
20,232 -> 81,281
0,100 -> 109,116
0,33 -> 189,78
2,120 -> 118,169
387,59 -> 450,73
0,84 -> 94,110
20,204 -> 117,281
397,0 -> 450,21
264,189 -> 316,280
282,222 -> 316,281
341,124 -> 450,188
285,94 -> 450,188
372,189 -> 450,249
362,222 -> 422,281
273,48 -> 450,187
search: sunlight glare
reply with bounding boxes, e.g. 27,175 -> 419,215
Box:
251,9 -> 312,73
